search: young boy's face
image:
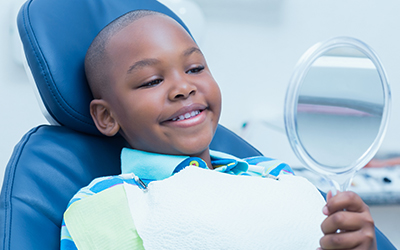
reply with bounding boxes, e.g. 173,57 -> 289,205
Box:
96,14 -> 221,159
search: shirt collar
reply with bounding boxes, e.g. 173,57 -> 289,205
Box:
121,148 -> 188,181
120,148 -> 249,181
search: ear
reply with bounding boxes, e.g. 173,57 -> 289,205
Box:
90,99 -> 120,136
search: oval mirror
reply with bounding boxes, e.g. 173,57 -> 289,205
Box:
284,37 -> 391,193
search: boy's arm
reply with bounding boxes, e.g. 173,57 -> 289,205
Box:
60,175 -> 144,250
319,191 -> 377,250
61,222 -> 78,250
60,177 -> 108,250
60,176 -> 113,250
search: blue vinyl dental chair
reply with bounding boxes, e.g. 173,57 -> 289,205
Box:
0,0 -> 396,249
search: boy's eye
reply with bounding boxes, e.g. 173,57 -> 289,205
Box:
186,65 -> 205,74
140,78 -> 163,88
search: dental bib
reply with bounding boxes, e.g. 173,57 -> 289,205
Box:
124,166 -> 326,249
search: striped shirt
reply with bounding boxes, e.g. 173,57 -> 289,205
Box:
61,148 -> 293,249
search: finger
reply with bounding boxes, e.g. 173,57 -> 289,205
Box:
320,230 -> 362,249
321,211 -> 369,234
325,191 -> 367,214
326,190 -> 333,202
320,230 -> 375,250
323,191 -> 333,215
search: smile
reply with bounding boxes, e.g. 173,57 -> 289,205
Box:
171,110 -> 202,121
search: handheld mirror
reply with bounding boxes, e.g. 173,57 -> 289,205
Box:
284,37 -> 391,194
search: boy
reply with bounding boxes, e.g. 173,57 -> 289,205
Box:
61,10 -> 377,250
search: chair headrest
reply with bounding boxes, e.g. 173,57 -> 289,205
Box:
18,0 -> 191,135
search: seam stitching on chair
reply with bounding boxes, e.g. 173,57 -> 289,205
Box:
2,124 -> 42,249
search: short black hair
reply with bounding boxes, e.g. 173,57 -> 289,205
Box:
85,9 -> 165,98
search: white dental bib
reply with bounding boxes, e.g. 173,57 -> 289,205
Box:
124,166 -> 326,249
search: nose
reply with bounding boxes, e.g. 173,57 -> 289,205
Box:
168,75 -> 197,101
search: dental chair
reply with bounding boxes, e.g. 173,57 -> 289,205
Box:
0,0 -> 396,249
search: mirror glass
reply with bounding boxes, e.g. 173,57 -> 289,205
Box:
285,37 -> 391,192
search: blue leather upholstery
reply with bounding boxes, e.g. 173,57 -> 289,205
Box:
0,0 -> 395,249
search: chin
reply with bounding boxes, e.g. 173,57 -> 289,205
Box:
173,141 -> 211,157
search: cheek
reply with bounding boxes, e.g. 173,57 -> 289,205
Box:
208,81 -> 222,114
114,95 -> 160,135
125,91 -> 165,120
203,73 -> 221,104
214,84 -> 222,106
118,104 -> 164,151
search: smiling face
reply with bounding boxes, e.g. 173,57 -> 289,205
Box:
90,14 -> 221,165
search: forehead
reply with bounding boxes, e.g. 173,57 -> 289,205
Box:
106,15 -> 195,57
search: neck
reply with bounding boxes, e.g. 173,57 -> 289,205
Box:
192,148 -> 213,170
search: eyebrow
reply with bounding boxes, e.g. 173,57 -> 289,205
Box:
126,47 -> 203,74
182,47 -> 203,57
127,58 -> 160,74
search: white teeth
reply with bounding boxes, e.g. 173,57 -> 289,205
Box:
172,110 -> 201,121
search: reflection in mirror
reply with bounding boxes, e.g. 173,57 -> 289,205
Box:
297,47 -> 384,171
285,37 -> 390,193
